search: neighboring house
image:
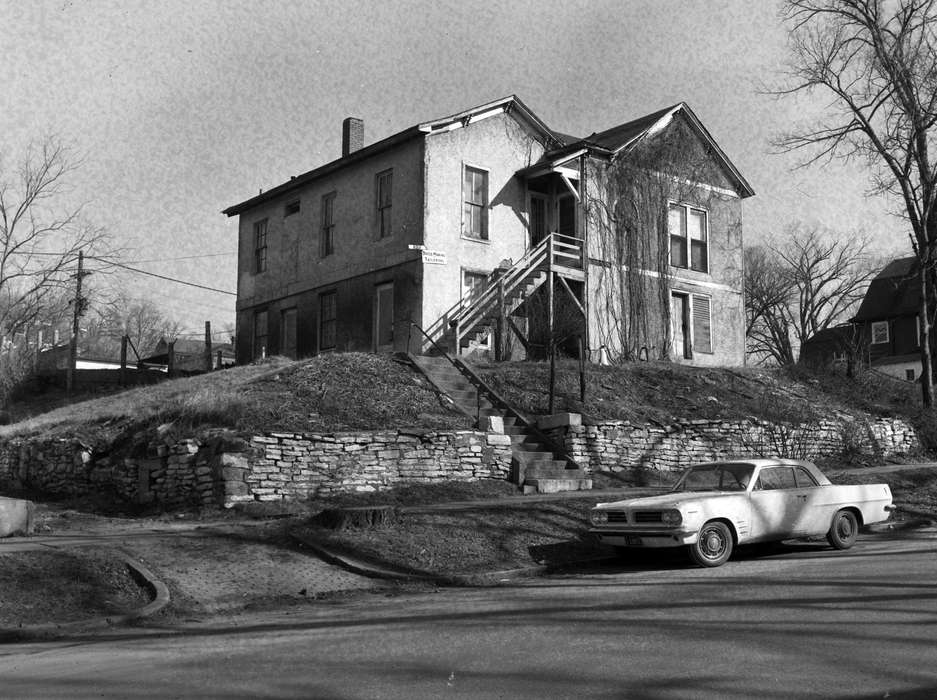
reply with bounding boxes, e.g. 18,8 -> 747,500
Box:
140,338 -> 236,373
850,256 -> 922,381
799,324 -> 860,369
36,344 -> 124,372
224,95 -> 753,366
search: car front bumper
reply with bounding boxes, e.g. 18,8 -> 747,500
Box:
589,528 -> 698,548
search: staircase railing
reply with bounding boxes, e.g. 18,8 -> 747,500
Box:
407,321 -> 482,422
420,233 -> 584,355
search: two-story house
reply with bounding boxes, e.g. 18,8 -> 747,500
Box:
223,95 -> 753,366
851,256 -> 924,380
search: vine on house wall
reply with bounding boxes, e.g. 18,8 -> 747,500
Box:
586,118 -> 729,362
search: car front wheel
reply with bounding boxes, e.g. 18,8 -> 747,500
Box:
827,509 -> 859,550
689,520 -> 733,567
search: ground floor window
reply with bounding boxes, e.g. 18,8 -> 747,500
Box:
253,309 -> 268,360
671,291 -> 712,358
319,292 -> 336,351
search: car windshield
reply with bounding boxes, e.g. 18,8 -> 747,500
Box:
671,463 -> 754,493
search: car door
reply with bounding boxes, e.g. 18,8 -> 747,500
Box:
749,466 -> 800,540
786,466 -> 828,535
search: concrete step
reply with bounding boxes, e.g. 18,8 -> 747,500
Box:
523,478 -> 593,494
523,465 -> 586,478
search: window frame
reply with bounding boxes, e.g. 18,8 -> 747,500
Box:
668,202 -> 709,273
284,200 -> 300,217
320,192 -> 335,258
253,218 -> 268,274
871,320 -> 890,345
319,291 -> 337,352
252,309 -> 268,360
376,169 -> 393,239
672,290 -> 714,358
462,163 -> 489,241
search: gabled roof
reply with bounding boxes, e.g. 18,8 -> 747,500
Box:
224,96 -> 754,216
224,95 -> 560,217
851,256 -> 919,322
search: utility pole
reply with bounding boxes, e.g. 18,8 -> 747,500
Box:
66,250 -> 91,394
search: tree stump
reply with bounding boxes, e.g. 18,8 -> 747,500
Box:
312,505 -> 397,530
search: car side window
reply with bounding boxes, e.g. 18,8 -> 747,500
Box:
794,467 -> 818,488
755,467 -> 797,490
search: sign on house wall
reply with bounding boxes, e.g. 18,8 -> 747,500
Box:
421,250 -> 447,265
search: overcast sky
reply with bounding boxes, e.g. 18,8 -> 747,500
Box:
2,0 -> 911,337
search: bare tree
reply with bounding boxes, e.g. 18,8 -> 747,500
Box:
82,293 -> 182,359
0,138 -> 110,339
776,0 -> 937,404
745,226 -> 875,365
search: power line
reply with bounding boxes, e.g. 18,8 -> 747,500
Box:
86,257 -> 236,296
123,252 -> 236,264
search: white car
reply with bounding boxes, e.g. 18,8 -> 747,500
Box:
588,458 -> 894,567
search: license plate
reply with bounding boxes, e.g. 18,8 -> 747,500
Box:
625,535 -> 642,546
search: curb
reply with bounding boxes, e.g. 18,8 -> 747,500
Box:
0,549 -> 171,637
290,529 -> 613,586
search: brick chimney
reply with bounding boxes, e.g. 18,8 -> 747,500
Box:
342,117 -> 364,157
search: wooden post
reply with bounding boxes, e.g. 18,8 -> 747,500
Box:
216,349 -> 223,369
204,321 -> 213,371
120,335 -> 128,386
497,278 -> 506,361
578,335 -> 586,403
548,339 -> 556,414
167,340 -> 175,376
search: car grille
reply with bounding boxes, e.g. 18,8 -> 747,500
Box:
633,511 -> 664,524
605,511 -> 628,523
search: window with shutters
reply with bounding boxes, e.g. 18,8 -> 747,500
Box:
253,219 -> 268,274
319,291 -> 337,351
376,169 -> 392,238
692,294 -> 712,354
253,309 -> 268,360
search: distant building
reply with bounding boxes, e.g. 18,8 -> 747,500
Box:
140,338 -> 235,373
851,256 -> 922,381
224,95 -> 754,366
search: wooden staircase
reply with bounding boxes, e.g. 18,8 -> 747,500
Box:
409,354 -> 591,494
425,233 -> 585,356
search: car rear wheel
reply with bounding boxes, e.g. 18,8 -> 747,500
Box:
827,509 -> 858,550
689,520 -> 733,567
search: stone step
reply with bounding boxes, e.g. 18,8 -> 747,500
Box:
523,465 -> 586,479
523,478 -> 593,495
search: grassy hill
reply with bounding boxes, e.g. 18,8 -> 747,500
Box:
2,353 -> 932,456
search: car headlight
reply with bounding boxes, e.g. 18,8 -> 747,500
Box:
661,509 -> 683,526
590,510 -> 608,525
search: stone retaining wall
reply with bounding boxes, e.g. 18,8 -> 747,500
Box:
541,414 -> 919,473
0,429 -> 513,508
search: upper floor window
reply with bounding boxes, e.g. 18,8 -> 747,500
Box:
669,203 -> 708,273
871,320 -> 889,345
253,219 -> 268,274
463,165 -> 489,240
284,200 -> 300,217
376,170 -> 393,238
321,192 -> 335,258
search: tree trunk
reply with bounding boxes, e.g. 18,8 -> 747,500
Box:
919,266 -> 934,408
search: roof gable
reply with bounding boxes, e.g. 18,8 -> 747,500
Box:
852,256 -> 919,321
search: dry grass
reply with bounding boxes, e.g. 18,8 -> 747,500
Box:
1,354 -> 470,443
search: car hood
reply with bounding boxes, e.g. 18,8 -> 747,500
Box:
594,490 -> 743,510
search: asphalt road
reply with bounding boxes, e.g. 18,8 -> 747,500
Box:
2,526 -> 935,699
